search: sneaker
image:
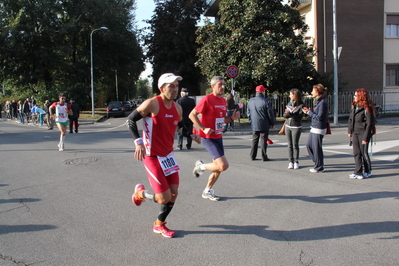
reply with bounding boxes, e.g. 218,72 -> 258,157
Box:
132,184 -> 145,206
288,162 -> 294,169
309,168 -> 324,173
202,189 -> 220,201
349,174 -> 364,179
193,160 -> 205,177
294,162 -> 299,169
363,172 -> 372,178
153,222 -> 175,238
58,143 -> 64,151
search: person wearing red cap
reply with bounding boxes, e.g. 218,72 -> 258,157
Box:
247,85 -> 276,161
128,73 -> 201,238
190,76 -> 240,201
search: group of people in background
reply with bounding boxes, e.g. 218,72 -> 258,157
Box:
1,94 -> 80,152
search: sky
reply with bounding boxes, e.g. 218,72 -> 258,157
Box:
136,1 -> 155,79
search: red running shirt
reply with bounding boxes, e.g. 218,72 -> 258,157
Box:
194,93 -> 226,139
143,96 -> 180,157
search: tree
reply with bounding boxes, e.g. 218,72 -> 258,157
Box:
135,78 -> 151,100
144,0 -> 208,95
0,0 -> 144,109
196,0 -> 316,95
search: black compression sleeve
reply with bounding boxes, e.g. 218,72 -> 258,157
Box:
127,109 -> 143,139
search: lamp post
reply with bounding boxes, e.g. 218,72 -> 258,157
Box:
90,27 -> 108,117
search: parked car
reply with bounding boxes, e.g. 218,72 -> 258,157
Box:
136,99 -> 143,107
106,101 -> 126,118
130,100 -> 137,109
122,101 -> 133,111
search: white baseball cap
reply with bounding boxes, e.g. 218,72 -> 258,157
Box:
158,73 -> 183,88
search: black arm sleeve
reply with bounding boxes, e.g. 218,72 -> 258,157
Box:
177,121 -> 193,138
126,109 -> 143,139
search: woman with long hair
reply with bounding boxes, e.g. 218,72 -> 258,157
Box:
302,84 -> 328,173
347,88 -> 375,179
284,88 -> 304,169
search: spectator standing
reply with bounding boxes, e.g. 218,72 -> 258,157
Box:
190,76 -> 240,201
347,88 -> 376,179
17,100 -> 24,124
5,101 -> 11,119
223,92 -> 236,132
128,73 -> 200,238
22,99 -> 30,123
176,88 -> 196,150
11,100 -> 18,119
44,100 -> 54,130
283,88 -> 304,169
247,85 -> 276,161
68,98 -> 80,133
302,84 -> 328,173
49,94 -> 73,151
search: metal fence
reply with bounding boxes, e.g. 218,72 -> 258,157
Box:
238,91 -> 399,118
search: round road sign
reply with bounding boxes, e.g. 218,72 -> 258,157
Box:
226,65 -> 239,79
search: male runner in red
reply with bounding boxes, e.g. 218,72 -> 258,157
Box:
189,76 -> 240,201
127,73 -> 200,238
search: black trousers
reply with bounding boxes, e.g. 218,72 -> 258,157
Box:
177,123 -> 193,149
352,133 -> 372,175
69,117 -> 79,132
286,126 -> 302,163
250,130 -> 269,160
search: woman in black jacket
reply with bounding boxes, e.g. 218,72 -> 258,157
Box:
283,88 -> 304,169
347,88 -> 375,179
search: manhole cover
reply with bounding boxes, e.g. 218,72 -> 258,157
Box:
64,157 -> 99,165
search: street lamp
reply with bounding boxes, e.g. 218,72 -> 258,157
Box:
90,26 -> 108,117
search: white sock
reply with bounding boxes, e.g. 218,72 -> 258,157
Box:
144,190 -> 154,200
199,164 -> 206,171
204,188 -> 210,193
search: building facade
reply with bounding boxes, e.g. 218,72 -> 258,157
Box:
205,0 -> 399,93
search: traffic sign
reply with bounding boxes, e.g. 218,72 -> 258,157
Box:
226,65 -> 239,79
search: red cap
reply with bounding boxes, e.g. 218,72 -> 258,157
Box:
256,85 -> 268,93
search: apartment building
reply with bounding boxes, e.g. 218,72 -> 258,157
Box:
205,0 -> 399,93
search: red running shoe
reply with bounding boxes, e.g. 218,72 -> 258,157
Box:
153,222 -> 175,238
132,184 -> 145,206
267,139 -> 273,144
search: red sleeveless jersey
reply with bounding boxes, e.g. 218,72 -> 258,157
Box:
143,96 -> 180,157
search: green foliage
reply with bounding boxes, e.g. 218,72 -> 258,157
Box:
136,78 -> 151,99
144,0 -> 208,95
196,0 -> 316,95
0,0 -> 144,110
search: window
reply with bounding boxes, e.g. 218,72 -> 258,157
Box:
386,15 -> 399,37
386,65 -> 399,86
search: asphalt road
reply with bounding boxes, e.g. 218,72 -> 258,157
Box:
1,116 -> 399,266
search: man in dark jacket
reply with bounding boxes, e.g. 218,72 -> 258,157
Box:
247,85 -> 276,161
68,98 -> 80,133
176,88 -> 196,149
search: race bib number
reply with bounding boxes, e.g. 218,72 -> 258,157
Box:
157,152 -> 180,176
215,117 -> 224,134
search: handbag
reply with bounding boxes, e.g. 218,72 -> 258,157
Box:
326,121 -> 331,135
279,121 -> 286,135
